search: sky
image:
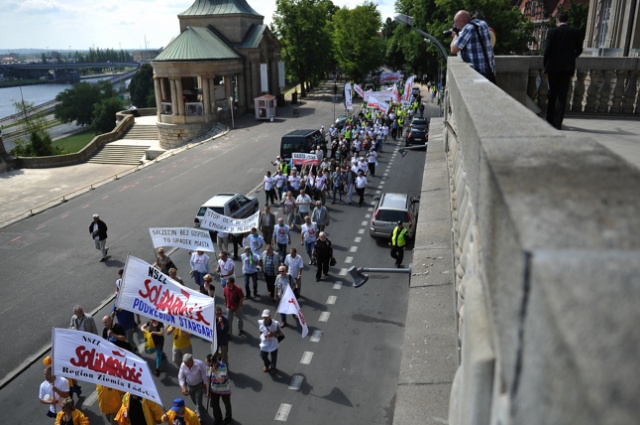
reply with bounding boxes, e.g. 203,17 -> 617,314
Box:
0,0 -> 396,51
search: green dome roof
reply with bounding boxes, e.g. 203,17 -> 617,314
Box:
180,0 -> 262,17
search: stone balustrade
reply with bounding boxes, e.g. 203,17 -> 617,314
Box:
444,57 -> 640,425
495,56 -> 640,116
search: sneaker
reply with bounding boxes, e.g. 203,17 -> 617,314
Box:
105,248 -> 109,256
155,368 -> 160,377
263,366 -> 269,373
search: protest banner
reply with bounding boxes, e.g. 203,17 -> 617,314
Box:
367,95 -> 390,114
403,75 -> 416,103
277,284 -> 308,338
353,83 -> 364,98
291,152 -> 319,166
117,255 -> 216,344
149,227 -> 214,252
344,82 -> 353,110
380,72 -> 403,84
52,328 -> 163,405
199,209 -> 260,234
392,84 -> 401,103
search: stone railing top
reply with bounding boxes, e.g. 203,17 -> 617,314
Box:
447,57 -> 640,251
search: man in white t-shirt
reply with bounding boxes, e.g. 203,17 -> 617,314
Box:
288,169 -> 301,196
295,189 -> 313,225
39,366 -> 70,418
300,216 -> 318,265
274,218 -> 291,264
216,251 -> 235,288
284,247 -> 304,297
263,171 -> 276,206
274,169 -> 287,201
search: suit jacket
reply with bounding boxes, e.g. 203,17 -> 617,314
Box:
544,24 -> 583,73
259,212 -> 276,231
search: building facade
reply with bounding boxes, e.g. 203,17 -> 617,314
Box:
151,0 -> 281,148
584,0 -> 640,56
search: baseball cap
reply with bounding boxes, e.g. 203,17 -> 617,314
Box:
262,309 -> 271,318
171,398 -> 185,411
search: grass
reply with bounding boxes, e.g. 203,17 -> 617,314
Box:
53,129 -> 96,153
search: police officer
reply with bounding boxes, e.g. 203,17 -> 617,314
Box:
390,221 -> 408,268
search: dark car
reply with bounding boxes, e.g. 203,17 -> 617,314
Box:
406,117 -> 429,146
335,114 -> 349,130
409,117 -> 428,131
280,129 -> 324,161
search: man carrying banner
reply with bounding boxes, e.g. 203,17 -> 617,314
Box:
277,284 -> 309,338
189,249 -> 210,295
39,366 -> 70,418
206,352 -> 232,425
115,393 -> 163,425
102,315 -> 132,351
167,326 -> 192,367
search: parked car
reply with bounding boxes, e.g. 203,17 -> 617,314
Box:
409,117 -> 428,131
369,192 -> 419,239
194,193 -> 259,229
406,117 -> 429,147
280,129 -> 324,161
335,114 -> 349,130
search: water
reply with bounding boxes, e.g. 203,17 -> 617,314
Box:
0,76 -> 129,120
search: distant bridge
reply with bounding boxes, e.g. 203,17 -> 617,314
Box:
1,61 -> 140,71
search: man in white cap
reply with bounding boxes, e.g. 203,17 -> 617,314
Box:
258,309 -> 282,375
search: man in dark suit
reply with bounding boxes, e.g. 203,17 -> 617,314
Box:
544,12 -> 583,130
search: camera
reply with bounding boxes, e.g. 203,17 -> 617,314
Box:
443,25 -> 459,38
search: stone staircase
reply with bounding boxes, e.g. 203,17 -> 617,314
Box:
88,122 -> 159,165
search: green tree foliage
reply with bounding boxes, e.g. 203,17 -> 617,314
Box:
129,63 -> 155,107
331,2 -> 385,83
54,81 -> 117,127
273,0 -> 335,96
9,100 -> 62,157
92,97 -> 125,134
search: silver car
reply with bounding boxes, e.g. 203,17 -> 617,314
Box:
369,193 -> 419,239
194,193 -> 259,228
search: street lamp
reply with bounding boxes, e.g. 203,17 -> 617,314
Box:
348,265 -> 413,288
394,13 -> 448,113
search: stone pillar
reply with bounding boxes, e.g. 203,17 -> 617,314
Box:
170,78 -> 178,116
202,77 -> 211,120
209,78 -> 216,118
252,61 -> 261,99
224,75 -> 232,111
176,78 -> 185,116
153,77 -> 162,119
237,72 -> 247,113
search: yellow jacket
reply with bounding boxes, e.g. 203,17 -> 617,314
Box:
97,384 -> 123,415
115,393 -> 164,425
163,408 -> 201,425
55,409 -> 89,425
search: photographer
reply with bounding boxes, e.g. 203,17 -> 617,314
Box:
449,10 -> 496,83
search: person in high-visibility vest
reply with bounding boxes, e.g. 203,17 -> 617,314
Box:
390,221 -> 408,267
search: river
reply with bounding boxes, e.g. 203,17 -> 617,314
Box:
0,76 -> 130,120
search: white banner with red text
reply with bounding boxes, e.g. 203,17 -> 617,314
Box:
353,83 -> 364,98
380,72 -> 403,85
199,209 -> 260,234
52,328 -> 163,405
344,82 -> 353,110
149,227 -> 214,252
403,75 -> 416,103
277,284 -> 309,338
367,95 -> 391,114
117,255 -> 216,344
292,152 -> 319,166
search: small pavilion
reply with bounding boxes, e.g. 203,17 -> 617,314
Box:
151,0 -> 282,148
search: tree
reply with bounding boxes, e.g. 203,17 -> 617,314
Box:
92,97 -> 124,134
54,81 -> 117,127
129,63 -> 155,107
331,2 -> 385,83
273,0 -> 336,96
9,99 -> 60,157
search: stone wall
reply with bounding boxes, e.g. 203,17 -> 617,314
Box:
445,57 -> 640,425
157,121 -> 211,149
15,116 -> 134,169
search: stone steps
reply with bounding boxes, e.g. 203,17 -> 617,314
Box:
122,125 -> 159,140
88,144 -> 149,165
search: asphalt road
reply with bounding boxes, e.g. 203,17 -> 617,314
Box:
0,96 -> 429,424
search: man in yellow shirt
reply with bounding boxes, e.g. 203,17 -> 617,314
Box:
167,326 -> 192,367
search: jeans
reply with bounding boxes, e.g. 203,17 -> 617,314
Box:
332,186 -> 343,203
227,307 -> 244,335
187,382 -> 204,416
193,270 -> 205,287
347,183 -> 354,203
260,349 -> 278,370
244,272 -> 258,296
304,240 -> 315,261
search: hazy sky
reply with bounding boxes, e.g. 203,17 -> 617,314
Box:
0,0 -> 396,51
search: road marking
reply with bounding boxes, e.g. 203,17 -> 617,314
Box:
275,403 -> 292,421
11,236 -> 21,242
375,190 -> 381,195
339,268 -> 348,276
102,195 -> 108,200
36,224 -> 45,230
365,213 -> 371,218
319,312 -> 330,322
289,375 -> 304,390
368,207 -> 374,212
60,213 -> 69,219
377,185 -> 384,189
345,256 -> 353,263
333,281 -> 343,290
370,201 -> 376,206
357,228 -> 364,234
310,330 -> 323,342
354,236 -> 362,243
83,391 -> 98,407
350,246 -> 358,253
327,295 -> 337,304
361,220 -> 368,226
82,204 -> 90,209
301,351 -> 314,364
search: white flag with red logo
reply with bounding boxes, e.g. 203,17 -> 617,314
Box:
392,84 -> 401,103
52,328 -> 163,405
277,284 -> 309,338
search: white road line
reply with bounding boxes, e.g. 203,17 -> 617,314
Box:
350,246 -> 358,252
289,375 -> 304,390
327,295 -> 337,304
83,391 -> 98,407
370,201 -> 376,206
301,351 -> 314,364
377,185 -> 384,189
345,256 -> 354,263
275,403 -> 292,421
339,268 -> 348,276
354,236 -> 362,243
361,220 -> 368,226
357,228 -> 365,234
333,281 -> 343,290
375,190 -> 381,195
367,207 -> 374,212
310,330 -> 323,342
319,311 -> 330,322
365,213 -> 371,218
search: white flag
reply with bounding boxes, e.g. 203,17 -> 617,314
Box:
277,284 -> 309,338
52,328 -> 163,405
353,83 -> 364,98
344,82 -> 353,111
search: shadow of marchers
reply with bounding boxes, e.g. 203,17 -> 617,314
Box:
227,371 -> 263,392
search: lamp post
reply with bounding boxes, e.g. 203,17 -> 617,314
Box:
348,265 -> 413,288
229,96 -> 235,129
394,13 -> 448,114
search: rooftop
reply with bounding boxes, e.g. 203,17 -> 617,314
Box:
179,0 -> 262,17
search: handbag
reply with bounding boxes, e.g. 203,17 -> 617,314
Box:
330,257 -> 337,266
277,332 -> 285,343
143,330 -> 155,353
